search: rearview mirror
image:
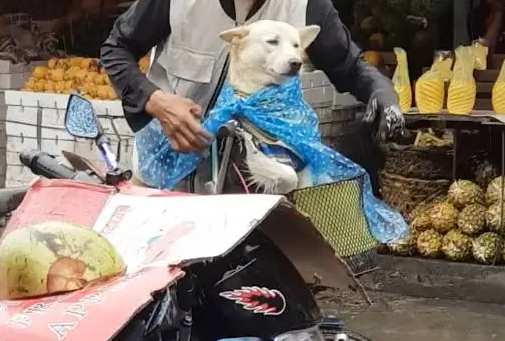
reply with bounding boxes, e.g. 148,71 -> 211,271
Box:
64,94 -> 100,139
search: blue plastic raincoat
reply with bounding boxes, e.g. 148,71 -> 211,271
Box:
135,77 -> 407,243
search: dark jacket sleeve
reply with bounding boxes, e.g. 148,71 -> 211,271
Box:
100,0 -> 171,132
305,0 -> 397,104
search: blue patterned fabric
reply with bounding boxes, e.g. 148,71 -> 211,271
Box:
135,77 -> 407,243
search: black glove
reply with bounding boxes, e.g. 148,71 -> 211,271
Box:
362,89 -> 405,141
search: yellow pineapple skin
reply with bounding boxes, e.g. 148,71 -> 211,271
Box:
447,81 -> 476,115
395,84 -> 412,113
492,82 -> 505,114
392,47 -> 412,113
447,46 -> 476,115
492,60 -> 505,114
415,72 -> 444,114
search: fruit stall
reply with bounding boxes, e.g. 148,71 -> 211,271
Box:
375,25 -> 505,267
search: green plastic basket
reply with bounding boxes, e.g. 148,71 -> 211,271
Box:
287,178 -> 378,275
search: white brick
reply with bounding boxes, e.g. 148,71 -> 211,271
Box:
40,126 -> 74,141
4,91 -> 69,108
111,117 -> 133,137
40,139 -> 77,156
5,164 -> 35,187
41,107 -> 66,128
5,105 -> 38,125
303,86 -> 334,108
5,135 -> 39,152
93,99 -> 123,116
333,92 -> 361,108
5,121 -> 38,138
0,60 -> 44,74
0,73 -> 29,90
0,61 -> 30,74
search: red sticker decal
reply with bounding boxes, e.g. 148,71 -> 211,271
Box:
219,286 -> 286,316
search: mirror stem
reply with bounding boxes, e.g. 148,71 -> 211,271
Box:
96,135 -> 118,172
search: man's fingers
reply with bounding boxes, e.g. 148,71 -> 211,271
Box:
169,135 -> 180,151
190,104 -> 203,118
170,132 -> 195,152
178,123 -> 208,152
185,116 -> 214,143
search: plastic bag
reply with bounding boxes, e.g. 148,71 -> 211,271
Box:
392,47 -> 412,113
447,46 -> 476,115
415,51 -> 453,114
493,59 -> 505,113
472,39 -> 488,71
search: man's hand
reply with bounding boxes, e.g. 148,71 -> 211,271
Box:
363,90 -> 405,142
145,90 -> 213,152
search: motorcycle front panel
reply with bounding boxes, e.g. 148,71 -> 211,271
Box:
191,230 -> 321,340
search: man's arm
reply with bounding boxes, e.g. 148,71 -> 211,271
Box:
100,0 -> 171,131
305,0 -> 397,104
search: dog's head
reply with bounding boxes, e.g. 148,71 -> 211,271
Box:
219,20 -> 320,85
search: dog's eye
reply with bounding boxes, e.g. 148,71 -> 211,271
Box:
293,43 -> 299,48
266,39 -> 279,45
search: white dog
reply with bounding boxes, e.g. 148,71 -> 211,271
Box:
218,20 -> 320,194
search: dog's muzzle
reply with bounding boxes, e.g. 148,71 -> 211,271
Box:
286,59 -> 302,76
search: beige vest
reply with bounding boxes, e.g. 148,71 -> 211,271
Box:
146,0 -> 308,114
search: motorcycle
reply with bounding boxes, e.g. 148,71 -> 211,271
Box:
0,93 -> 372,341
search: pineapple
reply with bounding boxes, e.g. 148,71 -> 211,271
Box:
429,202 -> 459,233
409,195 -> 447,228
493,59 -> 505,113
447,46 -> 476,115
392,47 -> 412,113
486,202 -> 505,233
441,230 -> 471,261
416,229 -> 443,257
447,180 -> 484,209
458,204 -> 486,235
475,160 -> 499,189
486,176 -> 505,205
387,227 -> 419,256
472,232 -> 499,264
415,51 -> 453,114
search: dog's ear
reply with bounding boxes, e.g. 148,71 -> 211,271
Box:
219,27 -> 250,44
298,25 -> 321,49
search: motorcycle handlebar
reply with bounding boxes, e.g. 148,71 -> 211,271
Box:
0,151 -> 103,217
20,150 -> 80,180
217,120 -> 239,138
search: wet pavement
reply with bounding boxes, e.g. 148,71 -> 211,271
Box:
316,291 -> 505,341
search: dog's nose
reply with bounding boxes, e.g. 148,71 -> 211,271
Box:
288,59 -> 302,74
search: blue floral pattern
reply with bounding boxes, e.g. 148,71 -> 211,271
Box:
135,77 -> 407,243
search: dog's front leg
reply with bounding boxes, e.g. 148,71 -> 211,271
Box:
242,133 -> 298,194
297,166 -> 314,189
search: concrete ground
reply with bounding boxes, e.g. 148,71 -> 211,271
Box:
316,291 -> 505,341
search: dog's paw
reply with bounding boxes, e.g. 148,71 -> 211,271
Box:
242,133 -> 298,194
297,167 -> 314,189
